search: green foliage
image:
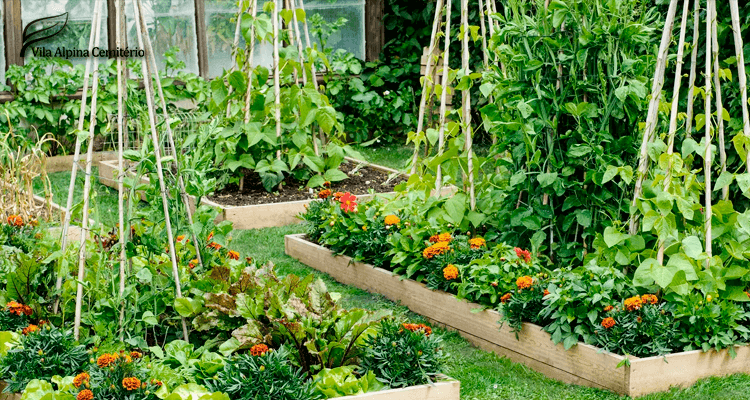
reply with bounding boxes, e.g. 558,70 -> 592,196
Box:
594,302 -> 678,358
0,326 -> 88,393
497,276 -> 550,336
202,346 -> 320,400
312,366 -> 384,398
671,293 -> 750,354
78,352 -> 162,400
359,319 -> 445,388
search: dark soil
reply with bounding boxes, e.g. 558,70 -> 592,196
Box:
207,160 -> 405,206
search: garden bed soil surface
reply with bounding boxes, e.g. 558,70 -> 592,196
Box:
284,234 -> 750,397
206,160 -> 404,206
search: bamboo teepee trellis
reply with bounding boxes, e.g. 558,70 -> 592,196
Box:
55,0 -> 199,341
629,0 -> 750,269
410,0 -> 498,210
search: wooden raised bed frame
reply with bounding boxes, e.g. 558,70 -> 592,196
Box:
98,157 -> 413,230
285,234 -> 750,397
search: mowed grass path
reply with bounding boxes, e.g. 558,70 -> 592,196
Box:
34,146 -> 750,399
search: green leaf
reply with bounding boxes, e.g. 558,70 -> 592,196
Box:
175,298 -> 204,318
444,193 -> 468,225
323,169 -> 348,182
537,172 -> 558,188
682,236 -> 703,259
714,171 -> 735,192
141,311 -> 158,326
603,226 -> 629,248
602,165 -> 619,184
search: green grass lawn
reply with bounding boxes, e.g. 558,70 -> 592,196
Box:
35,145 -> 750,399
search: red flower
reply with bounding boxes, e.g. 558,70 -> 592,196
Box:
339,193 -> 358,213
514,247 -> 531,263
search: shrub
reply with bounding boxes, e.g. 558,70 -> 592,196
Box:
203,346 -> 320,400
74,350 -> 162,400
359,319 -> 445,388
0,325 -> 88,393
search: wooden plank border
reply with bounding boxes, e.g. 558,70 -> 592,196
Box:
98,157 -> 431,230
284,234 -> 750,397
331,379 -> 459,400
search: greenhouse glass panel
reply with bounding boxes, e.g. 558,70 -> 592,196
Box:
125,0 -> 199,75
21,0 -> 109,66
205,0 -> 364,78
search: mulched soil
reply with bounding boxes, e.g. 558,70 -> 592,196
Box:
207,160 -> 405,206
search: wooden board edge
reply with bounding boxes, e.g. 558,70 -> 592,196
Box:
331,379 -> 460,400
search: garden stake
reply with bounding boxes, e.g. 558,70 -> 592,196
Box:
435,0 -> 451,193
289,0 -> 308,86
136,0 -> 205,270
657,0 -> 690,266
710,0 -> 726,200
629,0 -> 679,235
297,0 -> 326,149
729,0 -> 750,164
461,0 -> 475,210
411,0 -> 444,176
684,0 -> 700,142
54,0 -> 104,314
226,0 -> 251,119
273,0 -> 282,160
116,0 -> 128,339
242,0 -> 259,125
285,0 -> 300,85
704,0 -> 714,266
133,0 -> 189,341
74,0 -> 106,340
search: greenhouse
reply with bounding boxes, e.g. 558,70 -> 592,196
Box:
1,0 -> 750,399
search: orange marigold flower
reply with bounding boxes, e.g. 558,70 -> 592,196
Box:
333,192 -> 345,201
246,257 -> 253,264
422,241 -> 451,259
7,301 -> 31,316
543,289 -> 550,296
207,231 -> 214,241
7,215 -> 23,227
516,276 -> 533,290
176,235 -> 185,242
73,372 -> 90,388
601,317 -> 616,329
603,305 -> 614,312
429,233 -> 452,243
208,242 -> 222,250
97,353 -> 118,368
22,325 -> 39,335
122,377 -> 141,391
130,351 -> 142,359
250,344 -> 270,356
624,296 -> 643,312
77,389 -> 94,400
469,237 -> 486,249
323,181 -> 331,188
514,247 -> 531,263
500,293 -> 512,303
228,250 -> 240,260
189,259 -> 199,269
339,193 -> 358,213
402,323 -> 432,336
641,294 -> 658,305
318,189 -> 332,199
384,215 -> 400,226
443,265 -> 459,280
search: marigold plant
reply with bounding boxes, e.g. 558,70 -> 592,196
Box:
7,301 -> 32,316
443,265 -> 459,280
500,293 -> 512,303
384,215 -> 400,226
402,323 -> 432,336
250,343 -> 270,356
603,305 -> 614,312
641,294 -> 658,305
516,276 -> 533,290
207,242 -> 222,250
422,241 -> 451,259
514,247 -> 531,263
601,317 -> 616,329
6,215 -> 23,227
429,233 -> 452,243
76,389 -> 94,400
122,377 -> 141,391
318,189 -> 332,199
97,353 -> 118,368
468,237 -> 486,249
22,324 -> 39,335
624,295 -> 643,311
227,250 -> 240,260
73,372 -> 91,388
339,193 -> 358,213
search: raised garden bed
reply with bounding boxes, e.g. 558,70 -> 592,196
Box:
99,157 -> 414,230
284,233 -> 750,397
0,381 -> 21,400
330,378 -> 459,400
45,151 -> 117,174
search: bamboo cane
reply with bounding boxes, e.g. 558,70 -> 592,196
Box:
285,0 -> 300,85
242,0 -> 259,125
684,0 -> 700,141
133,0 -> 189,341
136,0 -> 204,270
116,0 -> 127,339
273,0 -> 282,160
462,0 -> 475,210
709,1 -> 726,200
289,0 -> 308,86
435,0 -> 451,193
226,0 -> 247,119
657,0 -> 690,266
729,0 -> 750,170
411,0 -> 444,176
54,0 -> 103,314
74,0 -> 105,340
704,0 -> 714,267
297,0 -> 326,149
629,0 -> 679,235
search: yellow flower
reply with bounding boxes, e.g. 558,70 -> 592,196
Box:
422,241 -> 451,259
443,265 -> 459,280
624,296 -> 642,312
469,237 -> 486,249
515,276 -> 533,290
384,215 -> 400,226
